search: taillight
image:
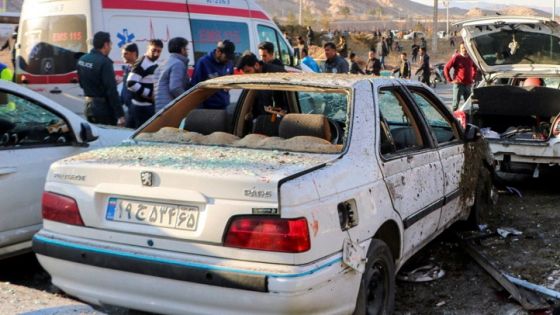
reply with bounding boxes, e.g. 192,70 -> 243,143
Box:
42,192 -> 84,226
552,116 -> 560,137
224,216 -> 310,253
454,110 -> 467,129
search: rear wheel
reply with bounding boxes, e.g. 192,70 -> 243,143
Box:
353,239 -> 395,315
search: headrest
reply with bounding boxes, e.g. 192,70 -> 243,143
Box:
0,118 -> 14,133
523,77 -> 542,87
184,109 -> 227,135
279,114 -> 331,141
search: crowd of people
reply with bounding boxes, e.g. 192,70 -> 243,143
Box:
75,26 -> 473,128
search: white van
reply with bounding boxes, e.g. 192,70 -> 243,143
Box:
15,0 -> 294,115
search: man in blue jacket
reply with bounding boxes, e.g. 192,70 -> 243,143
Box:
190,40 -> 236,109
155,37 -> 189,112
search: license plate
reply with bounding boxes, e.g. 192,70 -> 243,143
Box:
106,197 -> 199,231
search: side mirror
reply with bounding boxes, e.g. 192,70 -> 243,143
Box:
464,123 -> 481,142
79,122 -> 98,143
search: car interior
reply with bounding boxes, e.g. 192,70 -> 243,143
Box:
0,91 -> 74,148
135,86 -> 349,154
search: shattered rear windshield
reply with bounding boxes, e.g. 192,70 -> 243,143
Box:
473,30 -> 560,66
134,86 -> 350,154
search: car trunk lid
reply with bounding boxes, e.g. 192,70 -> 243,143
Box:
50,142 -> 338,244
459,17 -> 560,76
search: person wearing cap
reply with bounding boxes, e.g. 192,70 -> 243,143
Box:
237,52 -> 287,119
191,39 -> 235,109
77,31 -> 125,126
155,37 -> 190,112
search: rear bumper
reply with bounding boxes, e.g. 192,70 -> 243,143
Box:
488,139 -> 560,164
33,232 -> 359,315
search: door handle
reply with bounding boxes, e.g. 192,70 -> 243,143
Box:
50,88 -> 62,94
0,167 -> 16,175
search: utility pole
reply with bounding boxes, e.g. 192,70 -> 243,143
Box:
443,0 -> 449,36
299,0 -> 303,25
432,0 -> 438,52
554,0 -> 557,20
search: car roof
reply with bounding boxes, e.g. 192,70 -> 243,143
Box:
199,73 -> 384,89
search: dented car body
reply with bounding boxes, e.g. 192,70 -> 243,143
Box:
456,16 -> 560,176
33,74 -> 484,314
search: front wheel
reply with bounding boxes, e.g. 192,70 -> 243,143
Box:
353,239 -> 395,315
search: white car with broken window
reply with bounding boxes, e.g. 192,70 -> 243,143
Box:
33,73 -> 492,314
0,80 -> 131,259
455,16 -> 560,178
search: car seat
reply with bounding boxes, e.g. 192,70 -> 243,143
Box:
252,114 -> 281,137
183,109 -> 227,135
278,114 -> 332,141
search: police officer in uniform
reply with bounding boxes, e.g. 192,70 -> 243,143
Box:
77,31 -> 125,126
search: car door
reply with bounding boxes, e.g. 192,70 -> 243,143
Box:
406,85 -> 465,230
0,89 -> 79,248
375,84 -> 445,256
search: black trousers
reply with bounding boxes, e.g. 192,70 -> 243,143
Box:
85,99 -> 117,126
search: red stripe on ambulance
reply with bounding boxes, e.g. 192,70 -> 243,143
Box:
101,0 -> 268,20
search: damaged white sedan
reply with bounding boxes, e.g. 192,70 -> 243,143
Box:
455,16 -> 560,177
33,74 -> 490,314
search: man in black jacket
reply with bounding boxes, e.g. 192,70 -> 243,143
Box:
349,53 -> 364,74
415,47 -> 431,85
237,52 -> 287,119
77,31 -> 125,126
258,41 -> 284,69
365,49 -> 381,75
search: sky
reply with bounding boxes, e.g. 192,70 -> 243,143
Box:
410,0 -> 555,9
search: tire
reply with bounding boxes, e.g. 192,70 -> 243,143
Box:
353,239 -> 395,315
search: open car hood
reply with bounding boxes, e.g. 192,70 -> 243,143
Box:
473,85 -> 560,116
458,17 -> 560,75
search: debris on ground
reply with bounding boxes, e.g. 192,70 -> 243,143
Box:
497,227 -> 524,238
397,263 -> 446,283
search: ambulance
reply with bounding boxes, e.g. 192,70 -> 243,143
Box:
16,0 -> 295,114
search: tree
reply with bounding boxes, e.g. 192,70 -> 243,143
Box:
302,8 -> 316,26
339,6 -> 351,19
286,11 -> 297,26
320,14 -> 331,31
375,7 -> 383,19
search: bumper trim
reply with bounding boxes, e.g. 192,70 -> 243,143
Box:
33,234 -> 268,292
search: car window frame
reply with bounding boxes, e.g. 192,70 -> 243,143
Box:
0,89 -> 76,151
256,24 -> 292,67
404,85 -> 463,147
190,19 -> 250,64
375,85 -> 435,161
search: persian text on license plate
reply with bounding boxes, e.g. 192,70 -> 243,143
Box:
106,197 -> 199,231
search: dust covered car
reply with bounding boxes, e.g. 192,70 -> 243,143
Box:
455,16 -> 560,177
0,80 -> 131,259
33,73 -> 490,314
